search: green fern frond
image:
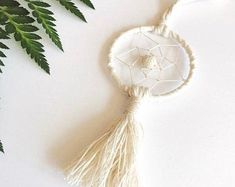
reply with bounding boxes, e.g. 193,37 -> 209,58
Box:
80,0 -> 95,9
0,27 -> 9,73
0,140 -> 4,153
0,3 -> 50,74
0,28 -> 9,39
27,1 -> 63,51
0,41 -> 9,73
0,54 -> 6,73
57,0 -> 87,22
0,0 -> 96,154
0,0 -> 20,7
0,60 -> 5,73
0,41 -> 8,49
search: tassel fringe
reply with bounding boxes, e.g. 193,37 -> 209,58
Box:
65,86 -> 149,187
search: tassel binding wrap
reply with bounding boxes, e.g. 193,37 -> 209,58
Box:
65,86 -> 150,187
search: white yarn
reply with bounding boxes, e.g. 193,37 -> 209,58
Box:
109,25 -> 195,96
159,0 -> 210,26
65,87 -> 149,187
65,0 -> 200,186
158,1 -> 178,26
142,55 -> 158,69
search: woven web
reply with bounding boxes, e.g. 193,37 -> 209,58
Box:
111,28 -> 189,95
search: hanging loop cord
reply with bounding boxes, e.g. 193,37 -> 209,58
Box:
66,86 -> 150,187
65,0 -> 203,186
158,0 -> 206,26
158,1 -> 179,26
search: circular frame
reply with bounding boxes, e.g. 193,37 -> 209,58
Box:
108,25 -> 195,96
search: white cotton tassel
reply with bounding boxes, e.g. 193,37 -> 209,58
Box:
65,86 -> 149,187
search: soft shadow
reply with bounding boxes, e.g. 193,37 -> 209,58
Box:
48,0 -> 176,171
145,0 -> 177,26
48,91 -> 125,170
48,29 -> 127,170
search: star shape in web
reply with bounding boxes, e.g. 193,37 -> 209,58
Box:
114,29 -> 185,87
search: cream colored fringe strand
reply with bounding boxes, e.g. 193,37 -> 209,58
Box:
65,87 -> 149,187
65,1 -> 197,186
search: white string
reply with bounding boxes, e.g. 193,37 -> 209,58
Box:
65,86 -> 149,187
65,1 -> 199,187
113,29 -> 187,95
159,0 -> 210,26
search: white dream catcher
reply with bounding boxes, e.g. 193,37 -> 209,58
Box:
65,1 -> 196,186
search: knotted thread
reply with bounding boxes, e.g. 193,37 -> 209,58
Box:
126,86 -> 150,115
65,86 -> 150,187
158,1 -> 178,26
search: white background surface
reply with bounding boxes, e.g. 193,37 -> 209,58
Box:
0,0 -> 235,186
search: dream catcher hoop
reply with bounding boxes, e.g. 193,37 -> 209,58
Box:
65,1 -> 196,187
109,25 -> 194,96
